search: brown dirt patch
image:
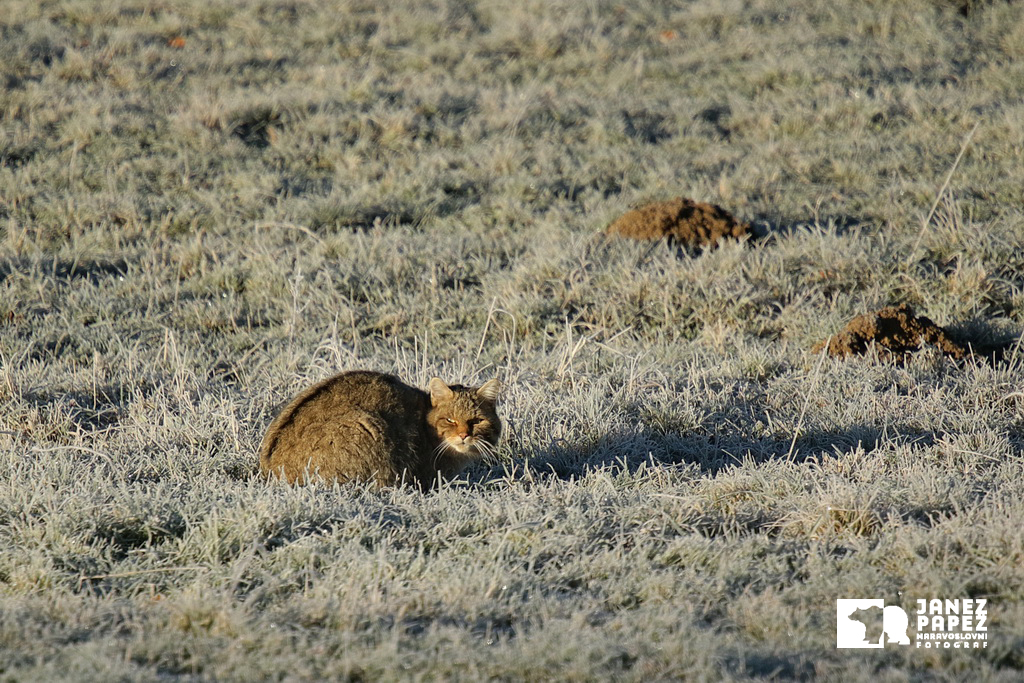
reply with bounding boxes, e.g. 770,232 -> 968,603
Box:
605,197 -> 751,251
814,304 -> 988,361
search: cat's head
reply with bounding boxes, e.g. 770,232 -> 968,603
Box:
426,377 -> 502,461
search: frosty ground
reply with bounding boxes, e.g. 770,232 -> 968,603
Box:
2,0 -> 1023,679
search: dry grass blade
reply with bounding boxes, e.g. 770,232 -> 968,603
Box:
905,121 -> 981,266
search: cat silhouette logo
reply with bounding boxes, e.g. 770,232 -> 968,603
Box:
836,599 -> 911,648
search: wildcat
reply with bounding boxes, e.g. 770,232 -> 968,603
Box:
259,370 -> 502,488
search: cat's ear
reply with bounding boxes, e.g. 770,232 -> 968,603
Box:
476,379 -> 501,403
428,377 -> 454,404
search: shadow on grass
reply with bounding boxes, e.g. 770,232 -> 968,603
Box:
0,256 -> 128,284
495,423 -> 938,482
722,650 -> 817,681
305,180 -> 486,232
947,323 -> 1022,365
20,386 -> 130,432
749,213 -> 868,242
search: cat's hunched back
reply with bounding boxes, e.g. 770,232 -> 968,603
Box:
259,370 -> 501,488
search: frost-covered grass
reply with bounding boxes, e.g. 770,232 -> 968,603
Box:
2,0 -> 1024,680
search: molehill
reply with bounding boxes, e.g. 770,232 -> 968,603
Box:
813,304 -> 1007,361
605,197 -> 750,251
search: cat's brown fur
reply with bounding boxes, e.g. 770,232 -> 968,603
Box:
259,370 -> 502,488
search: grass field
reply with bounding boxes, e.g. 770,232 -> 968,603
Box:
2,0 -> 1024,679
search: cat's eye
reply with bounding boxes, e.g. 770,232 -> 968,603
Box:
467,418 -> 481,427
444,418 -> 457,425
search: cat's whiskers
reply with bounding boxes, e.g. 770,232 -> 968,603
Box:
473,438 -> 498,464
430,440 -> 449,467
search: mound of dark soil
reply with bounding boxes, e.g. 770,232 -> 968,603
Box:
813,304 -> 1019,362
605,197 -> 750,251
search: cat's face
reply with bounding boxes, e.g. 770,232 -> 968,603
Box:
427,378 -> 502,460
